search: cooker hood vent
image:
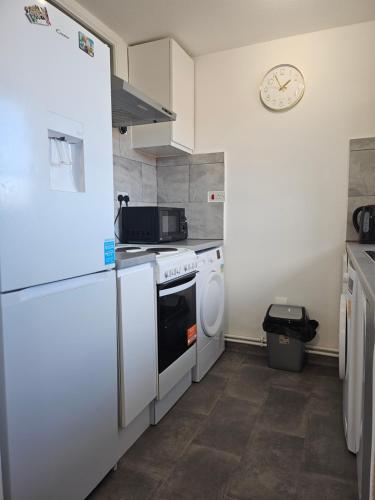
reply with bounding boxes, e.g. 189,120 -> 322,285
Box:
111,75 -> 176,128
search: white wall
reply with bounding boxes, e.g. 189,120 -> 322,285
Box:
195,21 -> 375,351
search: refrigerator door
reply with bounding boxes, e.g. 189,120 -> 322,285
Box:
0,0 -> 115,292
0,271 -> 118,500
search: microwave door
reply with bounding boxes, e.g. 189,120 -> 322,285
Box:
159,210 -> 178,241
158,209 -> 187,242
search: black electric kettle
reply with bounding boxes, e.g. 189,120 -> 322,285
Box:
352,205 -> 375,243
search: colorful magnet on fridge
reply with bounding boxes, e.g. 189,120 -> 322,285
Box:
78,32 -> 94,57
24,5 -> 51,26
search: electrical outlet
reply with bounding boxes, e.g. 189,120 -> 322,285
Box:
208,191 -> 225,203
117,192 -> 129,203
275,296 -> 288,305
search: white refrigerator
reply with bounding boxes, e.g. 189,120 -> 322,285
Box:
0,2 -> 118,499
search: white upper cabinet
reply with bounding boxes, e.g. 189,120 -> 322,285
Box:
129,38 -> 194,157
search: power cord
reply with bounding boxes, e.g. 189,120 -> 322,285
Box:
114,194 -> 130,242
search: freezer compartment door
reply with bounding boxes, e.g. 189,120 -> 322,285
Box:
0,0 -> 115,292
0,271 -> 118,500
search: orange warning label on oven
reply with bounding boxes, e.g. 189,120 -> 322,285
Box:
187,324 -> 197,346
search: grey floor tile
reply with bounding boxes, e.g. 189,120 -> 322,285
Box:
87,465 -> 160,500
225,363 -> 272,406
209,351 -> 246,379
257,386 -> 309,438
154,444 -> 240,500
303,413 -> 357,481
175,373 -> 227,416
303,362 -> 339,378
270,368 -> 314,394
298,472 -> 358,500
227,428 -> 304,500
193,396 -> 259,457
119,407 -> 204,480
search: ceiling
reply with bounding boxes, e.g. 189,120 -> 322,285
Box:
75,0 -> 375,56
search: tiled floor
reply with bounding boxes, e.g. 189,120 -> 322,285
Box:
88,345 -> 358,500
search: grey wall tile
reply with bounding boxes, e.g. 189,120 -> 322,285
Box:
156,155 -> 192,167
191,152 -> 224,164
112,128 -> 120,156
113,155 -> 142,202
157,165 -> 189,203
158,202 -> 224,239
349,149 -> 375,196
185,202 -> 224,239
142,163 -> 157,203
350,137 -> 375,151
347,195 -> 375,241
190,163 -> 224,202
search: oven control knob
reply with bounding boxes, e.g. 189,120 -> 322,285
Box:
164,272 -> 168,278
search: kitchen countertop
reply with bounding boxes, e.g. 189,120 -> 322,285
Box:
116,250 -> 156,270
119,239 -> 223,252
346,242 -> 375,303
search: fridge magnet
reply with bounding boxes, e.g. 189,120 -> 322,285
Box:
24,5 -> 51,26
78,32 -> 94,57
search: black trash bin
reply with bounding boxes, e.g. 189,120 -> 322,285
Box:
262,305 -> 318,372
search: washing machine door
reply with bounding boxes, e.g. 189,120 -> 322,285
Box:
200,270 -> 225,337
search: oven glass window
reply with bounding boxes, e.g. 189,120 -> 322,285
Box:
161,213 -> 178,235
157,278 -> 196,373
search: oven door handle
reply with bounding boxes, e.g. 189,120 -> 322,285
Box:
159,275 -> 197,297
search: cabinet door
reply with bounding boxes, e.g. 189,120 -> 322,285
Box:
128,38 -> 170,107
171,39 -> 195,151
117,264 -> 157,427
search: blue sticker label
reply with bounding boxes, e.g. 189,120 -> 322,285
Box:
104,239 -> 115,265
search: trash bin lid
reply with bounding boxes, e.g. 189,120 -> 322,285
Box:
268,305 -> 303,320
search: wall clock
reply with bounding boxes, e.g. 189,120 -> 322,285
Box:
260,64 -> 305,111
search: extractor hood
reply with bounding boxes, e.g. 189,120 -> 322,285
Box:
111,75 -> 176,128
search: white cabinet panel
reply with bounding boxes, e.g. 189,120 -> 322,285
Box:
171,40 -> 195,151
128,38 -> 171,107
117,264 -> 157,427
129,38 -> 194,157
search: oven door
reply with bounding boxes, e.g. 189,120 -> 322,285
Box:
157,273 -> 197,374
158,208 -> 187,242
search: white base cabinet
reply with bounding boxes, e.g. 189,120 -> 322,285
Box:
129,38 -> 194,157
117,264 -> 157,428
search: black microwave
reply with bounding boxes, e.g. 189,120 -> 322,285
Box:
119,206 -> 188,243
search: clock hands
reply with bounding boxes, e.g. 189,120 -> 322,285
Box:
274,74 -> 291,92
274,74 -> 282,90
280,79 -> 291,91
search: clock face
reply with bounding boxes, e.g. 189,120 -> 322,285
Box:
260,64 -> 305,111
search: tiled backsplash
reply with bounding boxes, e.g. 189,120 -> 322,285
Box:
112,129 -> 157,206
347,137 -> 375,241
112,128 -> 225,240
157,153 -> 225,239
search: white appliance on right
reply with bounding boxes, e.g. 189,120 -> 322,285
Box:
341,257 -> 366,454
192,247 -> 225,382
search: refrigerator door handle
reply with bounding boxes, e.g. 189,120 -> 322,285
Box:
4,272 -> 112,305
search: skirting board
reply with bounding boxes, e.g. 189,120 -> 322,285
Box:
224,334 -> 339,358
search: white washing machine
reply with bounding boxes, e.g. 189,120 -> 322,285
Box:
341,255 -> 366,454
192,247 -> 225,382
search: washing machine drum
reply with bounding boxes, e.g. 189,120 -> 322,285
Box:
200,271 -> 225,337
